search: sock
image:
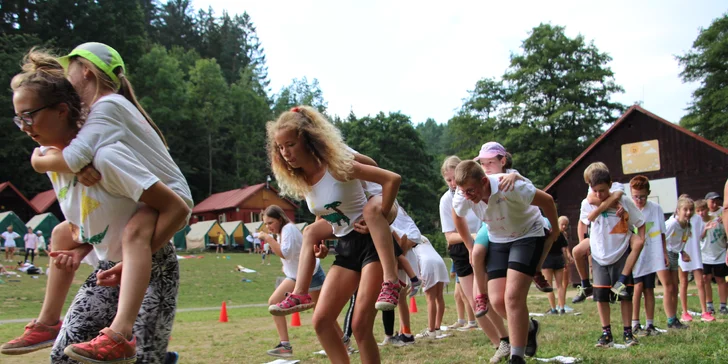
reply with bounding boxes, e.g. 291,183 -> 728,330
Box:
402,326 -> 411,335
631,320 -> 640,328
602,325 -> 612,334
624,326 -> 632,336
707,301 -> 714,308
667,316 -> 676,324
410,276 -> 419,283
556,305 -> 562,311
646,319 -> 654,327
510,346 -> 525,358
469,320 -> 476,326
721,303 -> 726,309
458,319 -> 466,325
501,336 -> 510,343
281,341 -> 290,346
618,274 -> 628,284
581,279 -> 592,288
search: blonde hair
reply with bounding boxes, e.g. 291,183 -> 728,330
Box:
675,195 -> 695,215
441,155 -> 461,176
266,106 -> 354,199
71,57 -> 168,148
454,160 -> 485,186
11,49 -> 84,129
583,162 -> 608,184
694,199 -> 708,211
558,216 -> 569,226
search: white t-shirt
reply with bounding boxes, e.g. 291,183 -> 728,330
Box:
305,169 -> 367,237
680,214 -> 704,271
2,231 -> 20,247
709,207 -> 723,219
633,201 -> 667,277
49,142 -> 160,261
62,94 -> 193,209
439,190 -> 480,234
391,206 -> 422,244
454,174 -> 545,243
665,216 -> 691,253
700,215 -> 727,265
279,222 -> 320,279
24,233 -> 39,250
586,182 -> 625,195
580,194 -> 645,266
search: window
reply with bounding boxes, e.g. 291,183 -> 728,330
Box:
218,214 -> 226,223
251,212 -> 261,222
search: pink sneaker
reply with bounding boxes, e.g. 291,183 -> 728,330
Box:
375,281 -> 401,311
1,319 -> 62,355
268,293 -> 315,316
681,312 -> 693,322
701,312 -> 716,322
475,294 -> 489,318
63,328 -> 136,363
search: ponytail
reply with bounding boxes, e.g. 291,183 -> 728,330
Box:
117,72 -> 169,148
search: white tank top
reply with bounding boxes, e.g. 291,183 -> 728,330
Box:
305,170 -> 367,237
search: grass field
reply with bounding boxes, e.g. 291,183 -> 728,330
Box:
1,252 -> 727,363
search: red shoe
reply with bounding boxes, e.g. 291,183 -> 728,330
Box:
63,328 -> 136,363
533,272 -> 553,293
475,294 -> 490,318
268,293 -> 315,316
1,319 -> 62,355
375,280 -> 402,311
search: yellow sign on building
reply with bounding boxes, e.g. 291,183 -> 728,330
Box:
621,140 -> 660,174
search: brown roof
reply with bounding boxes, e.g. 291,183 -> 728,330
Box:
0,181 -> 39,214
30,189 -> 57,213
544,105 -> 728,193
192,184 -> 297,214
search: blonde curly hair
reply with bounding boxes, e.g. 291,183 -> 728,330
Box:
266,106 -> 354,199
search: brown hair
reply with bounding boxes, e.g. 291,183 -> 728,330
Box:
504,152 -> 513,170
583,162 -> 608,184
588,168 -> 611,188
263,205 -> 292,226
694,199 -> 708,211
11,49 -> 84,129
72,57 -> 168,148
455,160 -> 486,186
629,175 -> 650,192
441,155 -> 462,176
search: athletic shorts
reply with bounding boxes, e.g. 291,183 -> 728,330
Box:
4,241 -> 16,248
703,263 -> 728,277
448,243 -> 472,277
486,235 -> 545,280
592,249 -> 633,302
333,231 -> 402,273
667,251 -> 680,272
474,223 -> 489,248
542,253 -> 565,271
288,265 -> 326,292
634,272 -> 656,289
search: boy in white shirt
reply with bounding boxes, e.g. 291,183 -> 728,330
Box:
580,168 -> 645,348
696,199 -> 728,315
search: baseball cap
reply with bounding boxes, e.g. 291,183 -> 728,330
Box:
58,42 -> 125,90
474,142 -> 507,161
36,230 -> 42,234
705,192 -> 720,200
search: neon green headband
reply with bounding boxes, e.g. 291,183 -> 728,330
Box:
58,42 -> 126,90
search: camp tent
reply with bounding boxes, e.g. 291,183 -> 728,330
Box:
173,225 -> 191,251
25,212 -> 60,245
186,220 -> 225,250
295,222 -> 308,232
220,221 -> 244,247
0,211 -> 28,249
243,222 -> 262,250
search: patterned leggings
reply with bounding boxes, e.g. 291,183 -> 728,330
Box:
50,243 -> 179,363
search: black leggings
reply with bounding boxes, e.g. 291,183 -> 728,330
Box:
24,248 -> 35,264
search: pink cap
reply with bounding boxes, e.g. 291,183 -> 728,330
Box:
474,142 -> 507,161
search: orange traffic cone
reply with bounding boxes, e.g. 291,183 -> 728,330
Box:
291,312 -> 301,327
409,296 -> 418,313
219,301 -> 228,323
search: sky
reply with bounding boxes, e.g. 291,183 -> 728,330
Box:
196,0 -> 726,125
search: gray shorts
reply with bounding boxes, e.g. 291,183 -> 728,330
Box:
592,249 -> 633,302
288,265 -> 326,292
667,251 -> 680,272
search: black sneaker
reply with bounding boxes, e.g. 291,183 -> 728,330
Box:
398,333 -> 415,345
720,307 -> 728,315
559,308 -> 566,315
667,320 -> 688,330
708,306 -> 716,315
624,332 -> 639,347
164,352 -> 179,364
508,355 -> 526,364
572,285 -> 593,303
644,325 -> 661,336
545,308 -> 559,315
595,331 -> 614,348
525,319 -> 539,357
267,343 -> 293,358
633,325 -> 646,337
533,272 -> 553,292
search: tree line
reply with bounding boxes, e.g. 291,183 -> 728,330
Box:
1,2 -> 725,255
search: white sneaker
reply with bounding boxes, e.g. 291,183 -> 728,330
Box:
448,321 -> 465,329
378,335 -> 405,347
490,340 -> 510,363
415,329 -> 437,340
458,322 -> 478,331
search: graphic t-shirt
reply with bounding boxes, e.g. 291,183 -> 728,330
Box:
700,215 -> 727,265
633,201 -> 667,278
305,169 -> 367,237
665,216 -> 691,253
580,194 -> 645,266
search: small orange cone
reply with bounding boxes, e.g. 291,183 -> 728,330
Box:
291,312 -> 301,327
219,301 -> 228,323
409,296 -> 418,313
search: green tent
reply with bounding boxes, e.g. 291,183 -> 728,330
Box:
186,220 -> 225,250
295,222 -> 308,232
243,222 -> 262,251
0,211 -> 27,249
25,213 -> 60,245
173,225 -> 191,251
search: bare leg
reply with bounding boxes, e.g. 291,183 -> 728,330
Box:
573,239 -> 591,281
312,266 -> 361,364
461,274 -> 501,345
632,282 -> 644,322
597,302 -> 610,327
622,235 -> 644,276
503,270 -> 532,349
644,288 -> 655,322
472,244 -> 488,295
397,287 -> 411,332
620,300 -> 632,329
694,270 -> 708,313
555,268 -> 565,309
454,282 -> 465,321
425,286 -> 437,331
270,279 -> 296,343
434,283 -> 445,328
351,262 -> 384,364
292,219 -> 331,295
363,196 -> 398,284
657,269 -> 676,318
37,222 -> 83,326
543,269 -> 556,310
704,273 -> 714,305
679,269 -> 689,314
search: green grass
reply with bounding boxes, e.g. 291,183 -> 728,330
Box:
1,253 -> 727,363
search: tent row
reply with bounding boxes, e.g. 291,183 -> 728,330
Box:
0,211 -> 60,249
173,220 -> 309,251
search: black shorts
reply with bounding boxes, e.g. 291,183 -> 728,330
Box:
487,235 -> 545,280
542,253 -> 565,270
448,243 -> 473,277
634,272 -> 656,289
703,263 -> 728,277
333,231 -> 403,273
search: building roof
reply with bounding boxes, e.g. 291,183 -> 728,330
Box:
0,181 -> 39,214
30,190 -> 57,213
192,183 -> 297,214
544,105 -> 728,193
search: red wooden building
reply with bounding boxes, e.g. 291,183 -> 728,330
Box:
544,105 -> 728,284
191,183 -> 298,224
0,181 -> 38,221
30,189 -> 63,221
